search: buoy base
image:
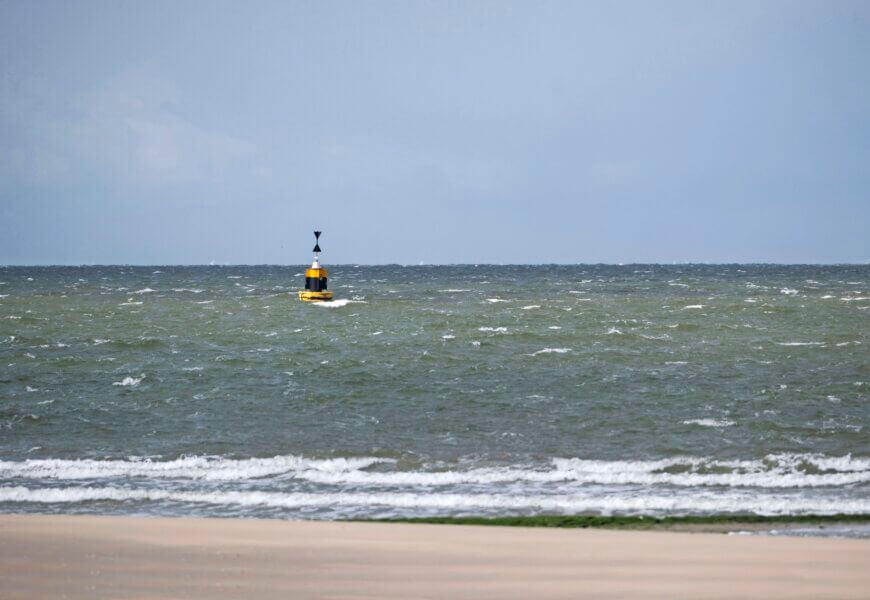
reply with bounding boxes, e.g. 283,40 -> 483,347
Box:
298,290 -> 334,302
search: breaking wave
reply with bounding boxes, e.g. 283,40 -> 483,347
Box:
2,454 -> 866,489
0,485 -> 867,516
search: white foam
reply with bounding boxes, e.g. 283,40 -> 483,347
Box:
776,342 -> 825,347
605,327 -> 622,335
548,326 -> 561,330
438,289 -> 471,293
25,386 -> 38,392
780,288 -> 799,295
288,455 -> 870,490
485,298 -> 508,303
112,375 -> 144,387
530,348 -> 571,356
313,299 -> 367,308
682,305 -> 704,309
1,485 -> 866,516
521,305 -> 541,310
132,288 -> 156,294
118,299 -> 143,306
683,418 -> 735,428
3,454 -> 866,494
441,335 -> 455,340
0,455 -> 392,481
478,327 -> 508,333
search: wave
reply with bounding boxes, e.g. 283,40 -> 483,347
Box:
1,454 -> 866,489
0,485 -> 866,516
0,455 -> 392,481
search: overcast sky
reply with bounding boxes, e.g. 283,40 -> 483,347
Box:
1,0 -> 867,264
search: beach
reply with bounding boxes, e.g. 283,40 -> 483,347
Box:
1,515 -> 868,599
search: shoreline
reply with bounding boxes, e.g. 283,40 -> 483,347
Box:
2,514 -> 868,599
360,513 -> 870,536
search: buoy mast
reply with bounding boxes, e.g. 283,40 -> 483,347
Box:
297,231 -> 334,301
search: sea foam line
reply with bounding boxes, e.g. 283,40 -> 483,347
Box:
0,486 -> 867,516
1,454 -> 867,488
0,455 -> 392,481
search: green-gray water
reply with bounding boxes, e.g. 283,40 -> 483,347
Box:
1,265 -> 867,521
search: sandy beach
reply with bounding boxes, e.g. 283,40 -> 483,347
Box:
1,515 -> 868,599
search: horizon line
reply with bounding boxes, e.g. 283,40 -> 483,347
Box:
2,262 -> 868,268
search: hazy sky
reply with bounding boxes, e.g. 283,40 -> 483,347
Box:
1,0 -> 867,264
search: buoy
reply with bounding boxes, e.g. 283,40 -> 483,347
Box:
297,231 -> 334,302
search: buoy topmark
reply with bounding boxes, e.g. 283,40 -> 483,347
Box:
298,231 -> 334,302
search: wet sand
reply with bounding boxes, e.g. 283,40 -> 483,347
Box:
1,514 -> 868,599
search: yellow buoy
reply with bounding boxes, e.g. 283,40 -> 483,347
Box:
297,230 -> 334,302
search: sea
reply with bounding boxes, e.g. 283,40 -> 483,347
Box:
1,264 -> 868,527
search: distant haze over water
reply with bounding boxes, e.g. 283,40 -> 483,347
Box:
1,264 -> 867,522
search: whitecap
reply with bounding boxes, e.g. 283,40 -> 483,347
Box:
530,348 -> 571,356
478,326 -> 507,333
112,375 -> 144,387
521,305 -> 540,310
132,288 -> 156,294
780,288 -> 799,295
313,299 -> 367,308
682,305 -> 704,310
683,418 -> 735,428
485,298 -> 509,303
776,342 -> 825,347
441,335 -> 455,340
604,327 -> 622,335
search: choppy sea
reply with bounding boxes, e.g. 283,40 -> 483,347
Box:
1,264 -> 868,525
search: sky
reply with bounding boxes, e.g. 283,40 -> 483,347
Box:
0,0 -> 867,265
